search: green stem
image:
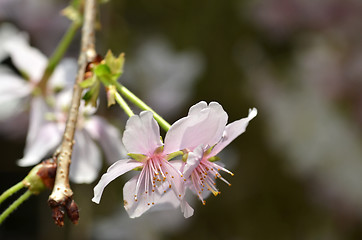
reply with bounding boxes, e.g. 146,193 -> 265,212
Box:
0,190 -> 32,225
115,82 -> 171,131
115,92 -> 134,117
38,20 -> 81,94
0,181 -> 25,205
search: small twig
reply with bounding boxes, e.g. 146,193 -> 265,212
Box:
0,182 -> 25,205
0,190 -> 32,224
38,20 -> 81,94
0,159 -> 56,225
48,0 -> 97,227
115,82 -> 171,131
115,92 -> 134,117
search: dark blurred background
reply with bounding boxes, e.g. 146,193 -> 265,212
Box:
1,0 -> 362,239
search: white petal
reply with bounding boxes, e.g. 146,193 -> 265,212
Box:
183,145 -> 204,179
85,116 -> 126,164
169,159 -> 185,173
0,71 -> 31,103
69,130 -> 102,184
24,97 -> 49,151
187,101 -> 207,115
54,89 -> 72,112
122,111 -> 162,156
210,108 -> 257,157
4,39 -> 47,81
181,199 -> 194,218
0,71 -> 32,120
0,23 -> 29,62
164,101 -> 228,154
92,159 -> 143,204
18,123 -> 61,166
48,58 -> 77,91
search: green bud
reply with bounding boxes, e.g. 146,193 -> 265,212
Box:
83,81 -> 100,107
22,165 -> 46,195
61,5 -> 82,23
104,50 -> 125,75
79,76 -> 96,88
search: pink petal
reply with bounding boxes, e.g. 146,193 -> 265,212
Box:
187,101 -> 207,115
183,146 -> 204,179
153,189 -> 180,209
69,130 -> 102,183
122,111 -> 162,156
181,199 -> 194,218
152,188 -> 194,218
210,108 -> 257,157
85,116 -> 126,164
164,101 -> 228,154
92,159 -> 143,204
169,159 -> 185,173
123,175 -> 165,218
18,122 -> 61,166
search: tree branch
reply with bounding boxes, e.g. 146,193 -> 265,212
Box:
48,0 -> 97,227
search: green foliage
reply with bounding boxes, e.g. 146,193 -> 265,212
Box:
82,81 -> 100,107
80,50 -> 125,107
62,0 -> 82,23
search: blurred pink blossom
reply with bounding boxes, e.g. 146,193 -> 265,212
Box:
0,24 -> 76,137
18,90 -> 126,184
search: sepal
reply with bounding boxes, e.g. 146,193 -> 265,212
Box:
128,153 -> 147,162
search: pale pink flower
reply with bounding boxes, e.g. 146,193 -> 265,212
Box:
18,90 -> 125,183
92,102 -> 230,218
180,103 -> 257,209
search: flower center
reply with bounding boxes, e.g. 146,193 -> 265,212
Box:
133,153 -> 184,206
191,157 -> 233,205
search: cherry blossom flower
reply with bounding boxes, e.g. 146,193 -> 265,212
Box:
170,102 -> 257,216
18,90 -> 125,183
92,102 -> 230,218
0,24 -> 77,142
0,24 -> 76,127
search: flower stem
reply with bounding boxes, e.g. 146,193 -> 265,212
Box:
115,82 -> 171,131
0,190 -> 32,225
115,92 -> 134,117
0,182 -> 25,205
38,20 -> 81,94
